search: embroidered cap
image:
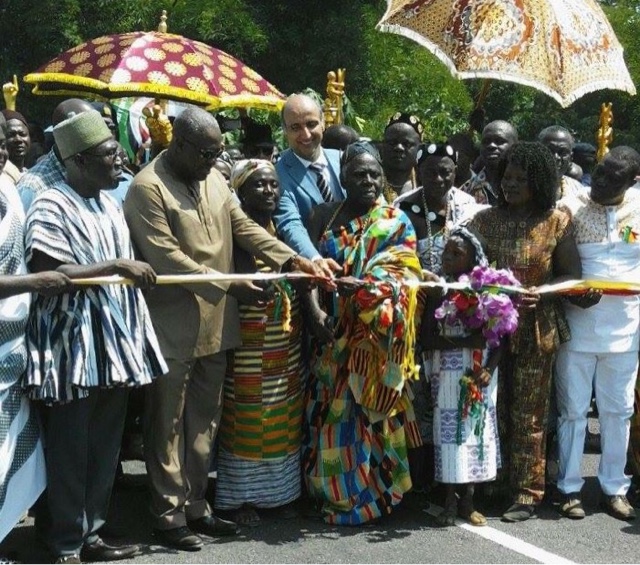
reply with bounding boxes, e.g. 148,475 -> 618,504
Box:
53,110 -> 113,161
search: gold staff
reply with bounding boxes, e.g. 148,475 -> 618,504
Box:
323,68 -> 346,126
596,102 -> 613,162
2,75 -> 19,111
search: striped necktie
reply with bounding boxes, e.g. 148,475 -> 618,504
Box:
309,162 -> 333,203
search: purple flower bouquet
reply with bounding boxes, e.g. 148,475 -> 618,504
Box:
435,266 -> 521,348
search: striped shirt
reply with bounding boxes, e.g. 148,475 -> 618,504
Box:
24,182 -> 167,403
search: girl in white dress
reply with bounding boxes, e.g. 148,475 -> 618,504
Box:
422,228 -> 503,527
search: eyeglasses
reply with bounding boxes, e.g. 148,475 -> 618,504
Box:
84,147 -> 120,161
182,137 -> 224,160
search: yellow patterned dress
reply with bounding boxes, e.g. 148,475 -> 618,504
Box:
215,259 -> 303,511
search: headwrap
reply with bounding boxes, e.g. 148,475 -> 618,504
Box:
229,158 -> 276,192
53,110 -> 113,161
385,111 -> 424,140
449,226 -> 488,267
340,140 -> 382,167
1,109 -> 28,128
417,142 -> 457,165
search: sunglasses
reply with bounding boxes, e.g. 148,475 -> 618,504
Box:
84,146 -> 120,161
182,137 -> 224,160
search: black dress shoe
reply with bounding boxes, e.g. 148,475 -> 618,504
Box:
54,556 -> 81,564
152,526 -> 203,551
187,514 -> 240,537
80,538 -> 140,562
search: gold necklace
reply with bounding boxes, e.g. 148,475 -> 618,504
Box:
325,201 -> 345,232
383,169 -> 417,204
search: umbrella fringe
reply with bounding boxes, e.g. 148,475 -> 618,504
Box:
24,73 -> 285,111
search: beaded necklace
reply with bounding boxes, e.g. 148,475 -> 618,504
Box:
417,188 -> 451,271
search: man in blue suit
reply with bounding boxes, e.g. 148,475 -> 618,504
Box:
274,94 -> 344,275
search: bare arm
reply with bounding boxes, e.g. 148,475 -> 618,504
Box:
0,272 -> 72,298
29,249 -> 156,289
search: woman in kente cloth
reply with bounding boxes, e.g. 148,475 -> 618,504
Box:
214,159 -> 303,527
467,142 -> 582,522
301,140 -> 432,525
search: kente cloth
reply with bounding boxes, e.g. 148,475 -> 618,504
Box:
0,185 -> 45,543
216,259 -> 303,509
24,183 -> 167,404
302,204 -> 422,525
425,321 -> 500,484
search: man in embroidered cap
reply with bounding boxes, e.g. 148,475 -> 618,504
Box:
25,109 -> 167,563
17,98 -> 95,212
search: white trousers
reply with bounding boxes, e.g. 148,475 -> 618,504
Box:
555,347 -> 637,496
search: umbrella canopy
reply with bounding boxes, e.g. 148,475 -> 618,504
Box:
23,31 -> 286,111
377,0 -> 636,108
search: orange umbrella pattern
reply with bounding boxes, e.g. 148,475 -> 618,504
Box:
377,0 -> 636,107
24,31 -> 286,111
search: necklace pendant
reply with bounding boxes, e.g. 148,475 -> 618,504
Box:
427,211 -> 437,222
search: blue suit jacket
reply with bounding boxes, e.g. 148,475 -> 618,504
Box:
274,148 -> 344,258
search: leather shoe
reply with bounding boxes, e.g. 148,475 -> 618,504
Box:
502,503 -> 537,522
55,556 -> 81,564
152,526 -> 203,551
187,514 -> 240,537
80,538 -> 140,562
601,495 -> 636,521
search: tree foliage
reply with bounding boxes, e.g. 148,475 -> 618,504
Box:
0,0 -> 637,148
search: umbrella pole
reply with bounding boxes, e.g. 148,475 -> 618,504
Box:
467,79 -> 491,135
475,79 -> 492,111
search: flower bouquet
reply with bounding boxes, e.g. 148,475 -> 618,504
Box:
434,265 -> 521,348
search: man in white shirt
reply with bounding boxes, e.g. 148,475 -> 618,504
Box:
556,146 -> 640,521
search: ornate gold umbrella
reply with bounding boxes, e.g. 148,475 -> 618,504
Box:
23,16 -> 285,111
377,0 -> 636,108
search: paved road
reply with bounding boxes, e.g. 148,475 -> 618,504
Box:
3,423 -> 640,564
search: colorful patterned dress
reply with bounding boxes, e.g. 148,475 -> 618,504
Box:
467,206 -> 572,505
302,205 -> 422,525
215,259 -> 303,510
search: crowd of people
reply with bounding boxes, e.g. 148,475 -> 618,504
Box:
0,91 -> 639,563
